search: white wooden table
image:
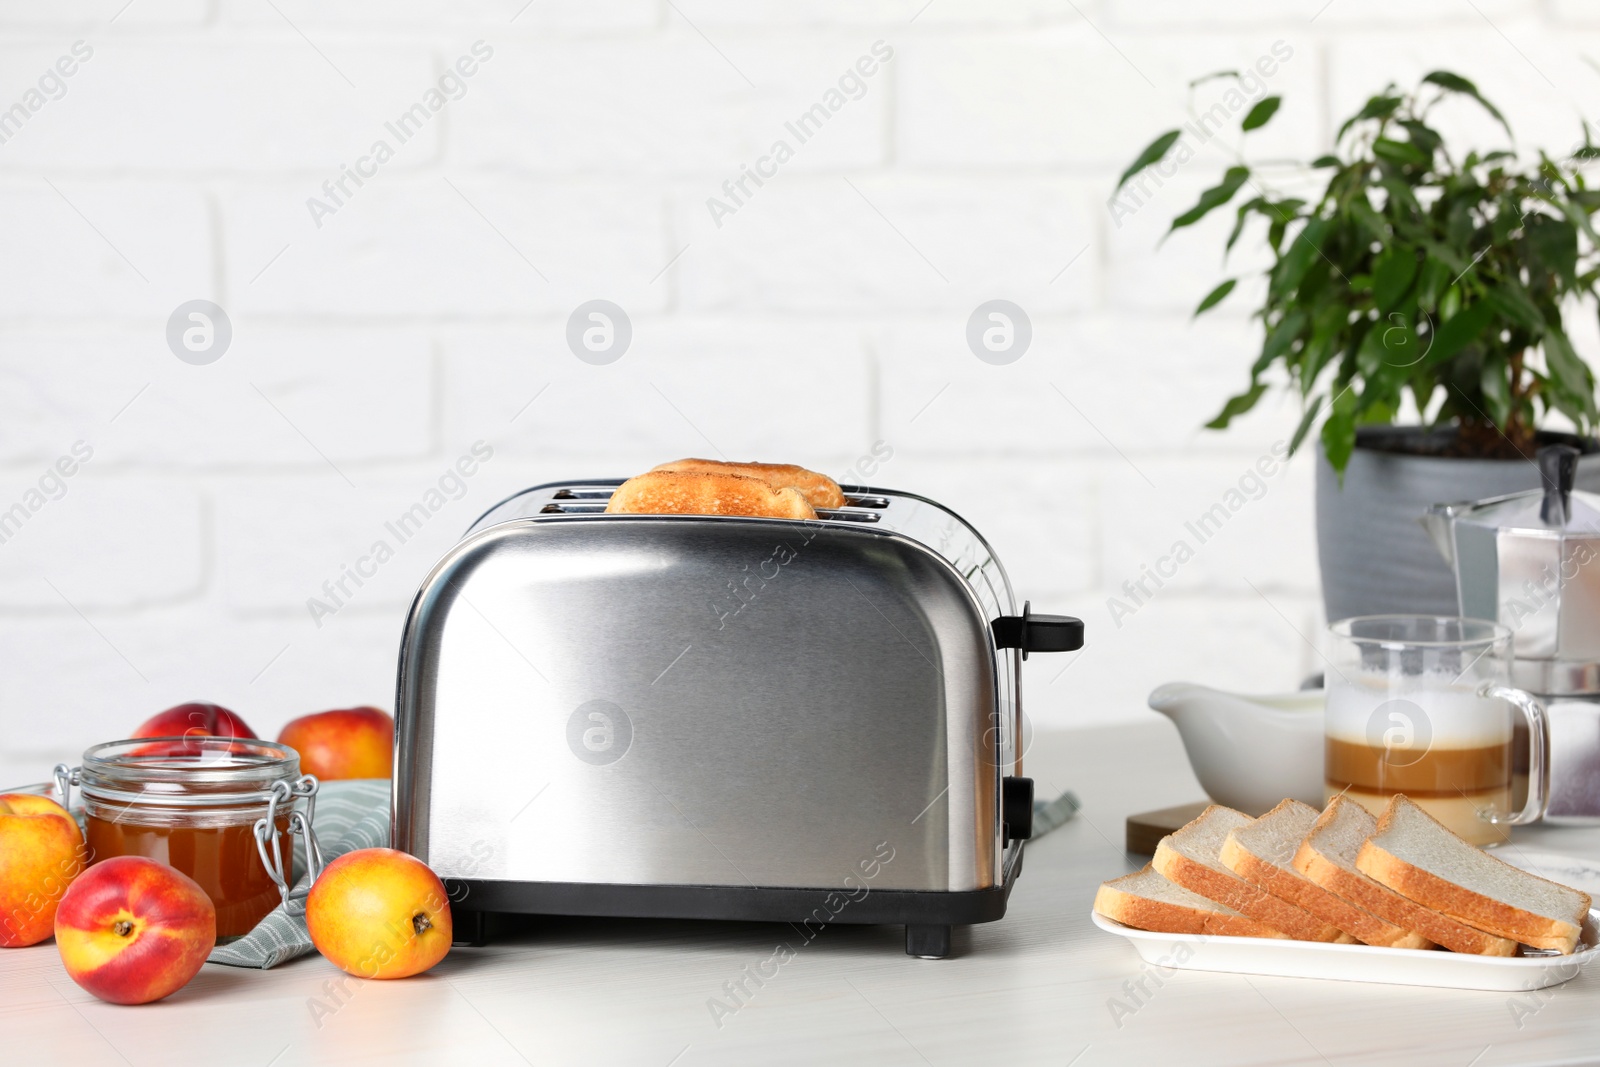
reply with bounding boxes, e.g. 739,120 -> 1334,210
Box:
7,720 -> 1600,1066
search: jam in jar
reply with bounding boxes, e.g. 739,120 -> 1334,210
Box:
58,738 -> 319,941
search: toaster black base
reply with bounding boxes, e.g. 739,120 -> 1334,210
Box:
445,847 -> 1022,959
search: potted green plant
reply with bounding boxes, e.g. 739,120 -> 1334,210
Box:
1119,71 -> 1600,620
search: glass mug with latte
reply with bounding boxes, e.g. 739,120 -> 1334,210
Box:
1324,616 -> 1549,846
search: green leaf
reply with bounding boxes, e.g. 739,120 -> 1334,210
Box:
1205,380 -> 1269,430
1225,197 -> 1265,254
1378,179 -> 1422,216
1410,378 -> 1440,422
1116,129 -> 1182,193
1194,278 -> 1237,316
1299,306 -> 1346,392
1418,239 -> 1468,275
1348,196 -> 1388,240
1548,193 -> 1600,245
1168,166 -> 1252,234
1321,388 -> 1359,474
1480,356 -> 1512,426
1483,284 -> 1545,332
1422,70 -> 1513,141
1358,392 -> 1399,424
1423,300 -> 1497,366
1374,137 -> 1430,168
1398,119 -> 1443,158
1225,197 -> 1306,256
1548,384 -> 1591,430
1544,325 -> 1597,417
1419,70 -> 1478,95
1267,216 -> 1287,253
1356,321 -> 1393,378
1338,93 -> 1404,143
1257,309 -> 1310,373
1372,245 -> 1420,312
1241,95 -> 1283,132
1523,214 -> 1579,287
1289,396 -> 1324,455
1311,154 -> 1341,168
1377,312 -> 1428,368
1414,256 -> 1451,307
1491,195 -> 1523,245
1440,285 -> 1463,321
1269,216 -> 1332,301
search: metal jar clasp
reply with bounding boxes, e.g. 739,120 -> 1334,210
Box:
255,775 -> 323,916
52,762 -> 76,808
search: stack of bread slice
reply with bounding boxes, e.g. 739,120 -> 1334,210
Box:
1094,794 -> 1593,956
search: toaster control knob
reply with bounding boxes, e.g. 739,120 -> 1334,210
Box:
1002,776 -> 1034,842
991,602 -> 1084,659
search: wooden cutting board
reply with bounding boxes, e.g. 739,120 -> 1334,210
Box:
1124,801 -> 1211,855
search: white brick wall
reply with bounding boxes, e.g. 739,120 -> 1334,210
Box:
0,0 -> 1586,782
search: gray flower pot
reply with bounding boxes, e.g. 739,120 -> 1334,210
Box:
1315,426 -> 1600,623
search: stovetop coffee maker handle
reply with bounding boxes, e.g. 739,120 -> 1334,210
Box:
1539,444 -> 1580,527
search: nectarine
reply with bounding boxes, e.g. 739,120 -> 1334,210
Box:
306,848 -> 451,979
278,707 -> 394,780
0,794 -> 85,947
134,702 -> 256,741
131,703 -> 257,757
56,856 -> 216,1005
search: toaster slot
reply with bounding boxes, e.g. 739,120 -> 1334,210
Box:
551,487 -> 617,500
843,495 -> 890,509
816,509 -> 881,523
541,486 -> 619,514
540,502 -> 608,513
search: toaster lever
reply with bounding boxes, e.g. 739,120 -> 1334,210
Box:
1002,776 -> 1034,842
991,602 -> 1084,659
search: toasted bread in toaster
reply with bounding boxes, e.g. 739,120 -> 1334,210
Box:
605,470 -> 817,519
651,458 -> 846,509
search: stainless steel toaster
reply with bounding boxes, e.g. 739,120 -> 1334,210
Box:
392,478 -> 1082,957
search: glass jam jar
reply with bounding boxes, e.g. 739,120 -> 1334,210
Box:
56,737 -> 321,941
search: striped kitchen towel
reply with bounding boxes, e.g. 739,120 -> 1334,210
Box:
208,778 -> 391,969
1032,790 -> 1080,837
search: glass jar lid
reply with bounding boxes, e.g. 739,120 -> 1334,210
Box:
75,736 -> 301,809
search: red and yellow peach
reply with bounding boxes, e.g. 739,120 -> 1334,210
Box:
55,856 -> 216,1005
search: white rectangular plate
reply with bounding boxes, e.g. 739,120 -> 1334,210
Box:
1091,851 -> 1600,992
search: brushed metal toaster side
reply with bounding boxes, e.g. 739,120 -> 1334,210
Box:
393,512 -> 1003,894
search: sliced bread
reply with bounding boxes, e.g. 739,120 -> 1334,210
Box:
651,458 -> 847,509
604,470 -> 817,519
1094,866 -> 1291,939
1295,795 -> 1515,956
1153,805 -> 1354,943
1220,799 -> 1433,950
1355,795 -> 1593,955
